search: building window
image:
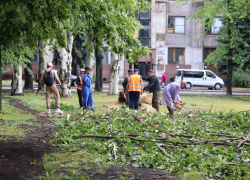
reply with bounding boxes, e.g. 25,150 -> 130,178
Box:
203,48 -> 215,61
168,48 -> 185,64
206,18 -> 223,34
102,48 -> 108,64
135,9 -> 150,47
168,17 -> 185,34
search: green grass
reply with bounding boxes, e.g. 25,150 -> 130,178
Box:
0,99 -> 37,139
3,90 -> 249,114
179,94 -> 250,112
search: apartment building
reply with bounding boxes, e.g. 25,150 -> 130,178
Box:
122,0 -> 223,82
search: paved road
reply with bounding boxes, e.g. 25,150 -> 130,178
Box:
2,82 -> 250,95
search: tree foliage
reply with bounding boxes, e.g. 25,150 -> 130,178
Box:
52,107 -> 250,179
77,0 -> 151,62
176,0 -> 250,94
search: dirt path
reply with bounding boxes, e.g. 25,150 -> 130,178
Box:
0,98 -> 177,180
0,98 -> 57,180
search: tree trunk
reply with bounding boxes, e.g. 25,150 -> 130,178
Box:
24,60 -> 33,90
0,46 -> 2,111
11,65 -> 23,95
227,58 -> 233,95
108,52 -> 120,95
85,48 -> 95,77
58,33 -> 74,98
38,39 -> 46,93
94,46 -> 103,92
227,22 -> 233,96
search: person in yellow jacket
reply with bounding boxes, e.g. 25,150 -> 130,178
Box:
76,68 -> 85,108
125,68 -> 143,109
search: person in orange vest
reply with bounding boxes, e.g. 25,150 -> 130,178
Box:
76,68 -> 85,108
125,68 -> 143,109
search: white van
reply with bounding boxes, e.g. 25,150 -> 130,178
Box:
175,69 -> 225,90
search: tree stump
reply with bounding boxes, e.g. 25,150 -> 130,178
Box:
139,93 -> 153,104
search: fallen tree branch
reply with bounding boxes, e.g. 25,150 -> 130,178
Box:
156,143 -> 173,159
132,114 -> 143,123
238,134 -> 250,148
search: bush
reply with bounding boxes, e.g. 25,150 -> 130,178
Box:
232,68 -> 250,88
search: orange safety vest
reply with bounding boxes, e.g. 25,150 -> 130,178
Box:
77,75 -> 83,90
127,74 -> 142,92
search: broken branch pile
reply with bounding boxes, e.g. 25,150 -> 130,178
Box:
55,108 -> 250,179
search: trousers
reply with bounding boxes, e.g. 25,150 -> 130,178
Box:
82,86 -> 94,110
46,84 -> 60,109
129,91 -> 140,109
77,89 -> 83,107
152,91 -> 161,111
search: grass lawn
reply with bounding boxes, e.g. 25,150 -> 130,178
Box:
2,90 -> 250,113
179,94 -> 250,112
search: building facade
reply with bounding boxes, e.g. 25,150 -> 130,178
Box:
99,0 -> 224,83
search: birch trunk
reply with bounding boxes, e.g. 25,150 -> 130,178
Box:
109,52 -> 120,95
58,33 -> 74,98
38,39 -> 46,93
11,65 -> 23,95
16,66 -> 23,94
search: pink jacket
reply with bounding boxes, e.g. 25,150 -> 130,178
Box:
162,74 -> 167,82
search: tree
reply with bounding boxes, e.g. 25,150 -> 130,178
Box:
0,0 -> 77,110
77,0 -> 151,93
24,59 -> 33,90
58,33 -> 74,98
176,0 -> 250,95
216,14 -> 250,77
109,52 -> 120,95
94,46 -> 103,92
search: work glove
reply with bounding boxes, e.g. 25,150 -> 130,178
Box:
60,85 -> 64,90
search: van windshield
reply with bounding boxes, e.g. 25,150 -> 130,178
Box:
206,71 -> 216,78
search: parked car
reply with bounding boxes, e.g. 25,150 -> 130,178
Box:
175,69 -> 225,90
34,70 -> 78,86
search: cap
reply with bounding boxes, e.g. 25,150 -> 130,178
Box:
80,68 -> 85,72
181,80 -> 187,86
85,66 -> 92,70
128,69 -> 134,73
47,62 -> 53,67
134,68 -> 139,72
148,70 -> 154,73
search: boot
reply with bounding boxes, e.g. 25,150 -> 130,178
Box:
167,106 -> 174,118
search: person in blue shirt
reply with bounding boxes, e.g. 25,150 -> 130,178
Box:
81,66 -> 95,111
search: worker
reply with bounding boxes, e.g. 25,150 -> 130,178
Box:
76,68 -> 85,108
142,70 -> 161,111
122,69 -> 133,106
125,68 -> 143,109
40,62 -> 63,114
162,81 -> 186,118
81,66 -> 95,111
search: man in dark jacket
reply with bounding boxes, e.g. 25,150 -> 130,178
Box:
76,68 -> 85,108
143,70 -> 161,111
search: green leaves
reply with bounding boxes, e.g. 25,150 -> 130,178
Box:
53,105 -> 250,178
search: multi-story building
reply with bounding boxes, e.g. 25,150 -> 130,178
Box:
121,0 -> 224,82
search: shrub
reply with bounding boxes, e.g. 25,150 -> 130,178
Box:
232,68 -> 250,88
